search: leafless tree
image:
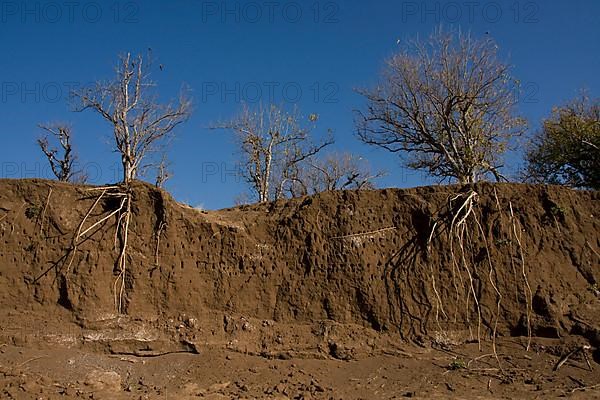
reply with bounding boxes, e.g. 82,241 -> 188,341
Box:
154,154 -> 172,189
71,52 -> 191,185
293,152 -> 385,195
356,28 -> 527,184
217,103 -> 333,202
37,123 -> 85,183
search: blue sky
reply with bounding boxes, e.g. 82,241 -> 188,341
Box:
1,0 -> 598,209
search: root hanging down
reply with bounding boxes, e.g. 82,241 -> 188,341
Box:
45,185 -> 134,314
450,190 -> 482,350
113,190 -> 133,314
509,202 -> 533,351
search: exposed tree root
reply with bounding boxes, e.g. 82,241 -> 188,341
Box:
155,220 -> 167,266
473,212 -> 503,371
509,202 -> 533,351
38,188 -> 53,236
425,188 -> 534,370
36,185 -> 134,314
113,191 -> 132,314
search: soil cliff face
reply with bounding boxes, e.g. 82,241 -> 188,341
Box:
0,179 -> 598,351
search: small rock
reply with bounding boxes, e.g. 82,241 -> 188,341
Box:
208,382 -> 231,392
85,370 -> 122,392
186,317 -> 199,329
182,382 -> 201,396
242,320 -> 252,331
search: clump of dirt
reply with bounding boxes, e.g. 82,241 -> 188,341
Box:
0,178 -> 599,398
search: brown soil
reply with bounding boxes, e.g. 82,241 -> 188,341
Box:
0,179 -> 598,399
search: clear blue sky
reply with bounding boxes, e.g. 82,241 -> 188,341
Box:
1,0 -> 598,209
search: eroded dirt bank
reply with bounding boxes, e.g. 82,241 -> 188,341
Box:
0,179 -> 598,399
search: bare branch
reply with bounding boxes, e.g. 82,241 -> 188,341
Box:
295,152 -> 385,195
356,28 -> 526,184
37,123 -> 85,183
71,52 -> 191,185
215,103 -> 333,202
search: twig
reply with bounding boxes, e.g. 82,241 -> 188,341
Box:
330,226 -> 396,240
467,353 -> 495,368
570,383 -> 600,393
554,345 -> 592,372
586,241 -> 600,259
16,356 -> 47,368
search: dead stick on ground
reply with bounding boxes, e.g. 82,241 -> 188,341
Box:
554,345 -> 592,372
570,383 -> 600,393
586,241 -> 600,259
16,356 -> 47,368
467,353 -> 495,369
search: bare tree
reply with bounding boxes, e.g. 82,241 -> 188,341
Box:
217,103 -> 333,202
37,123 -> 85,183
71,52 -> 191,185
293,152 -> 385,195
356,28 -> 527,184
154,154 -> 172,189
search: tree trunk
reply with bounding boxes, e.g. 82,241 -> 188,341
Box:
123,155 -> 135,185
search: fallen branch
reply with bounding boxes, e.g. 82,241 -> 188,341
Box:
554,345 -> 593,372
570,383 -> 600,393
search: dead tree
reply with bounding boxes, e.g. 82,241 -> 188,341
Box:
356,28 -> 527,184
217,103 -> 333,202
154,154 -> 172,188
71,52 -> 191,185
37,123 -> 83,183
67,52 -> 190,314
294,152 -> 385,195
